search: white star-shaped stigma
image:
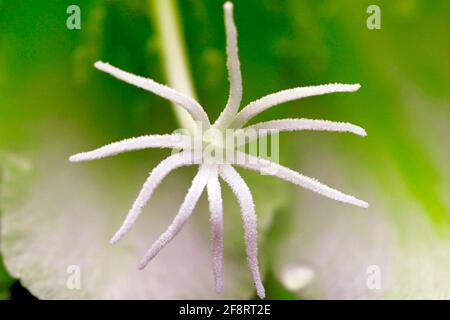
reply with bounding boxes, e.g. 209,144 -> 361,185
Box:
70,2 -> 368,299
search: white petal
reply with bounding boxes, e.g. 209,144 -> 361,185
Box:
235,118 -> 366,147
219,164 -> 266,299
110,151 -> 197,244
233,83 -> 361,128
69,134 -> 191,162
214,2 -> 243,128
233,152 -> 368,208
138,165 -> 211,269
245,118 -> 367,138
207,166 -> 224,293
95,61 -> 210,127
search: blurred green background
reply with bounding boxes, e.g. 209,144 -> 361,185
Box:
0,0 -> 448,299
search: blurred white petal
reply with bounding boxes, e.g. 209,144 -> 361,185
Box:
0,138 -> 253,299
278,264 -> 315,293
274,144 -> 450,299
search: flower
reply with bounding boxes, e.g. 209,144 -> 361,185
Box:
69,2 -> 368,299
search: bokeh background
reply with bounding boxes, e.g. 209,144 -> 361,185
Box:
0,0 -> 448,299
